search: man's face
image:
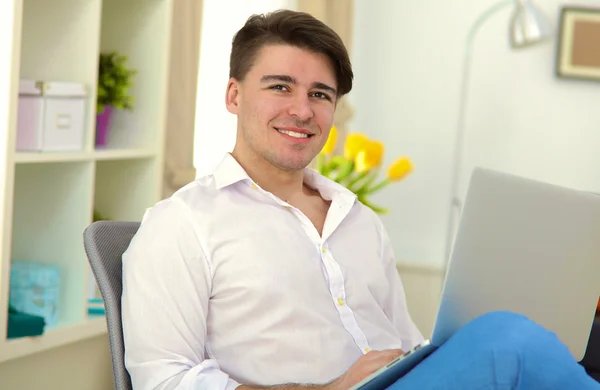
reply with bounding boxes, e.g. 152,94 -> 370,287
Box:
226,44 -> 338,172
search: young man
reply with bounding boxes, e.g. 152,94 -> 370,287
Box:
121,10 -> 599,390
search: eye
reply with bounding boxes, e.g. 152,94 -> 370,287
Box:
270,84 -> 290,92
311,91 -> 332,101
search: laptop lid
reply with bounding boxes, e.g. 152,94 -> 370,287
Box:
432,167 -> 600,361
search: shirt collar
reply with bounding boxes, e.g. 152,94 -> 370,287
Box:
213,153 -> 251,190
212,153 -> 357,206
303,168 -> 357,206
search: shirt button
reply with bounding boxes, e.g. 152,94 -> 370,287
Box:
364,348 -> 371,353
337,297 -> 345,306
321,245 -> 326,253
251,183 -> 259,189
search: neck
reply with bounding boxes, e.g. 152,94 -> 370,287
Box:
230,147 -> 306,202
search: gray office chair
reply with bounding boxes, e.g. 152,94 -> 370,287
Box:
83,220 -> 140,390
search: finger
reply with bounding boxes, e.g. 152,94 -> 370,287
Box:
365,355 -> 400,373
369,351 -> 404,366
377,349 -> 404,359
361,349 -> 404,366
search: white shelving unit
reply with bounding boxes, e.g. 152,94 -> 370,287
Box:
0,0 -> 173,363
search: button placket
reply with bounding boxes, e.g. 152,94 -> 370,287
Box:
321,247 -> 371,354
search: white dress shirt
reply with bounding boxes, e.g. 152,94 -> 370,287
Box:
121,153 -> 424,390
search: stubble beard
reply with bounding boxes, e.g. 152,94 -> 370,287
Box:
264,146 -> 313,172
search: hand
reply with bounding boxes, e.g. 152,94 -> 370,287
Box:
327,349 -> 404,390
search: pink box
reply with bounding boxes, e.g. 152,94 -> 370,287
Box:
16,80 -> 88,152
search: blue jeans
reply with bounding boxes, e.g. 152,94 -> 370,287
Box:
388,311 -> 599,390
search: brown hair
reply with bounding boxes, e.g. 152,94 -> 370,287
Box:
229,9 -> 353,96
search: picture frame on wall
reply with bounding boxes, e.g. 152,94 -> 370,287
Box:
556,6 -> 600,82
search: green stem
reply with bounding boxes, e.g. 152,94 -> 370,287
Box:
365,178 -> 391,194
322,156 -> 344,179
345,171 -> 370,191
355,171 -> 380,195
358,195 -> 389,214
333,159 -> 354,183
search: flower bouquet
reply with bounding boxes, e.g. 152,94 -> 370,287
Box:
315,126 -> 413,214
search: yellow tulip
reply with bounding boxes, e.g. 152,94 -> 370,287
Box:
343,133 -> 369,160
321,126 -> 338,155
387,157 -> 413,181
354,141 -> 385,173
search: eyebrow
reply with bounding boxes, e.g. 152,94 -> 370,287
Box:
260,74 -> 337,95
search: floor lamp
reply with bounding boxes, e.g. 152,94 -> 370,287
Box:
444,0 -> 552,269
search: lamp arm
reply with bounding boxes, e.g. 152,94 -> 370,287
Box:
465,0 -> 516,56
444,0 -> 515,268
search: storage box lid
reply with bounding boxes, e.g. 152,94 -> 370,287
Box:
19,80 -> 43,96
19,79 -> 87,97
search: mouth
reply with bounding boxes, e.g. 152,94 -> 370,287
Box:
275,128 -> 314,138
275,127 -> 315,143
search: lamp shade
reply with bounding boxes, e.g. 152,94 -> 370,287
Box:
510,0 -> 552,48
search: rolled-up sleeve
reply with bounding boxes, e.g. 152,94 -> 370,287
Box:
121,198 -> 240,390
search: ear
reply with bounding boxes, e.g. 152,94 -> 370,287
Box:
225,78 -> 240,115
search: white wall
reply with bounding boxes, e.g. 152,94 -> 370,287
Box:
349,0 -> 600,270
193,0 -> 298,178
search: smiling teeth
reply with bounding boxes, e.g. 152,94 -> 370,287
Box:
277,129 -> 309,139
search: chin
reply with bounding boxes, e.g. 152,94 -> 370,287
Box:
265,151 -> 313,172
279,160 -> 311,172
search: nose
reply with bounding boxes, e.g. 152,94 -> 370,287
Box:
287,93 -> 314,121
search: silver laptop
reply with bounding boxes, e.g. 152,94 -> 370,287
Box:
352,167 -> 600,390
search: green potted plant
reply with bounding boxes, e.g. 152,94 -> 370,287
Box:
96,52 -> 137,147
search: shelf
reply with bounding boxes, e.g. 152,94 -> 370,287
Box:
0,317 -> 106,363
13,148 -> 156,164
14,151 -> 93,164
0,0 -> 171,366
99,0 -> 171,150
19,0 -> 102,152
93,148 -> 156,161
11,163 -> 95,326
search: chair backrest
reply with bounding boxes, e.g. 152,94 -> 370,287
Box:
83,220 -> 140,390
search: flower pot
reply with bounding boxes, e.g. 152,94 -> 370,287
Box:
95,105 -> 114,147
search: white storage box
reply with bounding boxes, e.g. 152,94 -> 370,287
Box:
16,80 -> 87,152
